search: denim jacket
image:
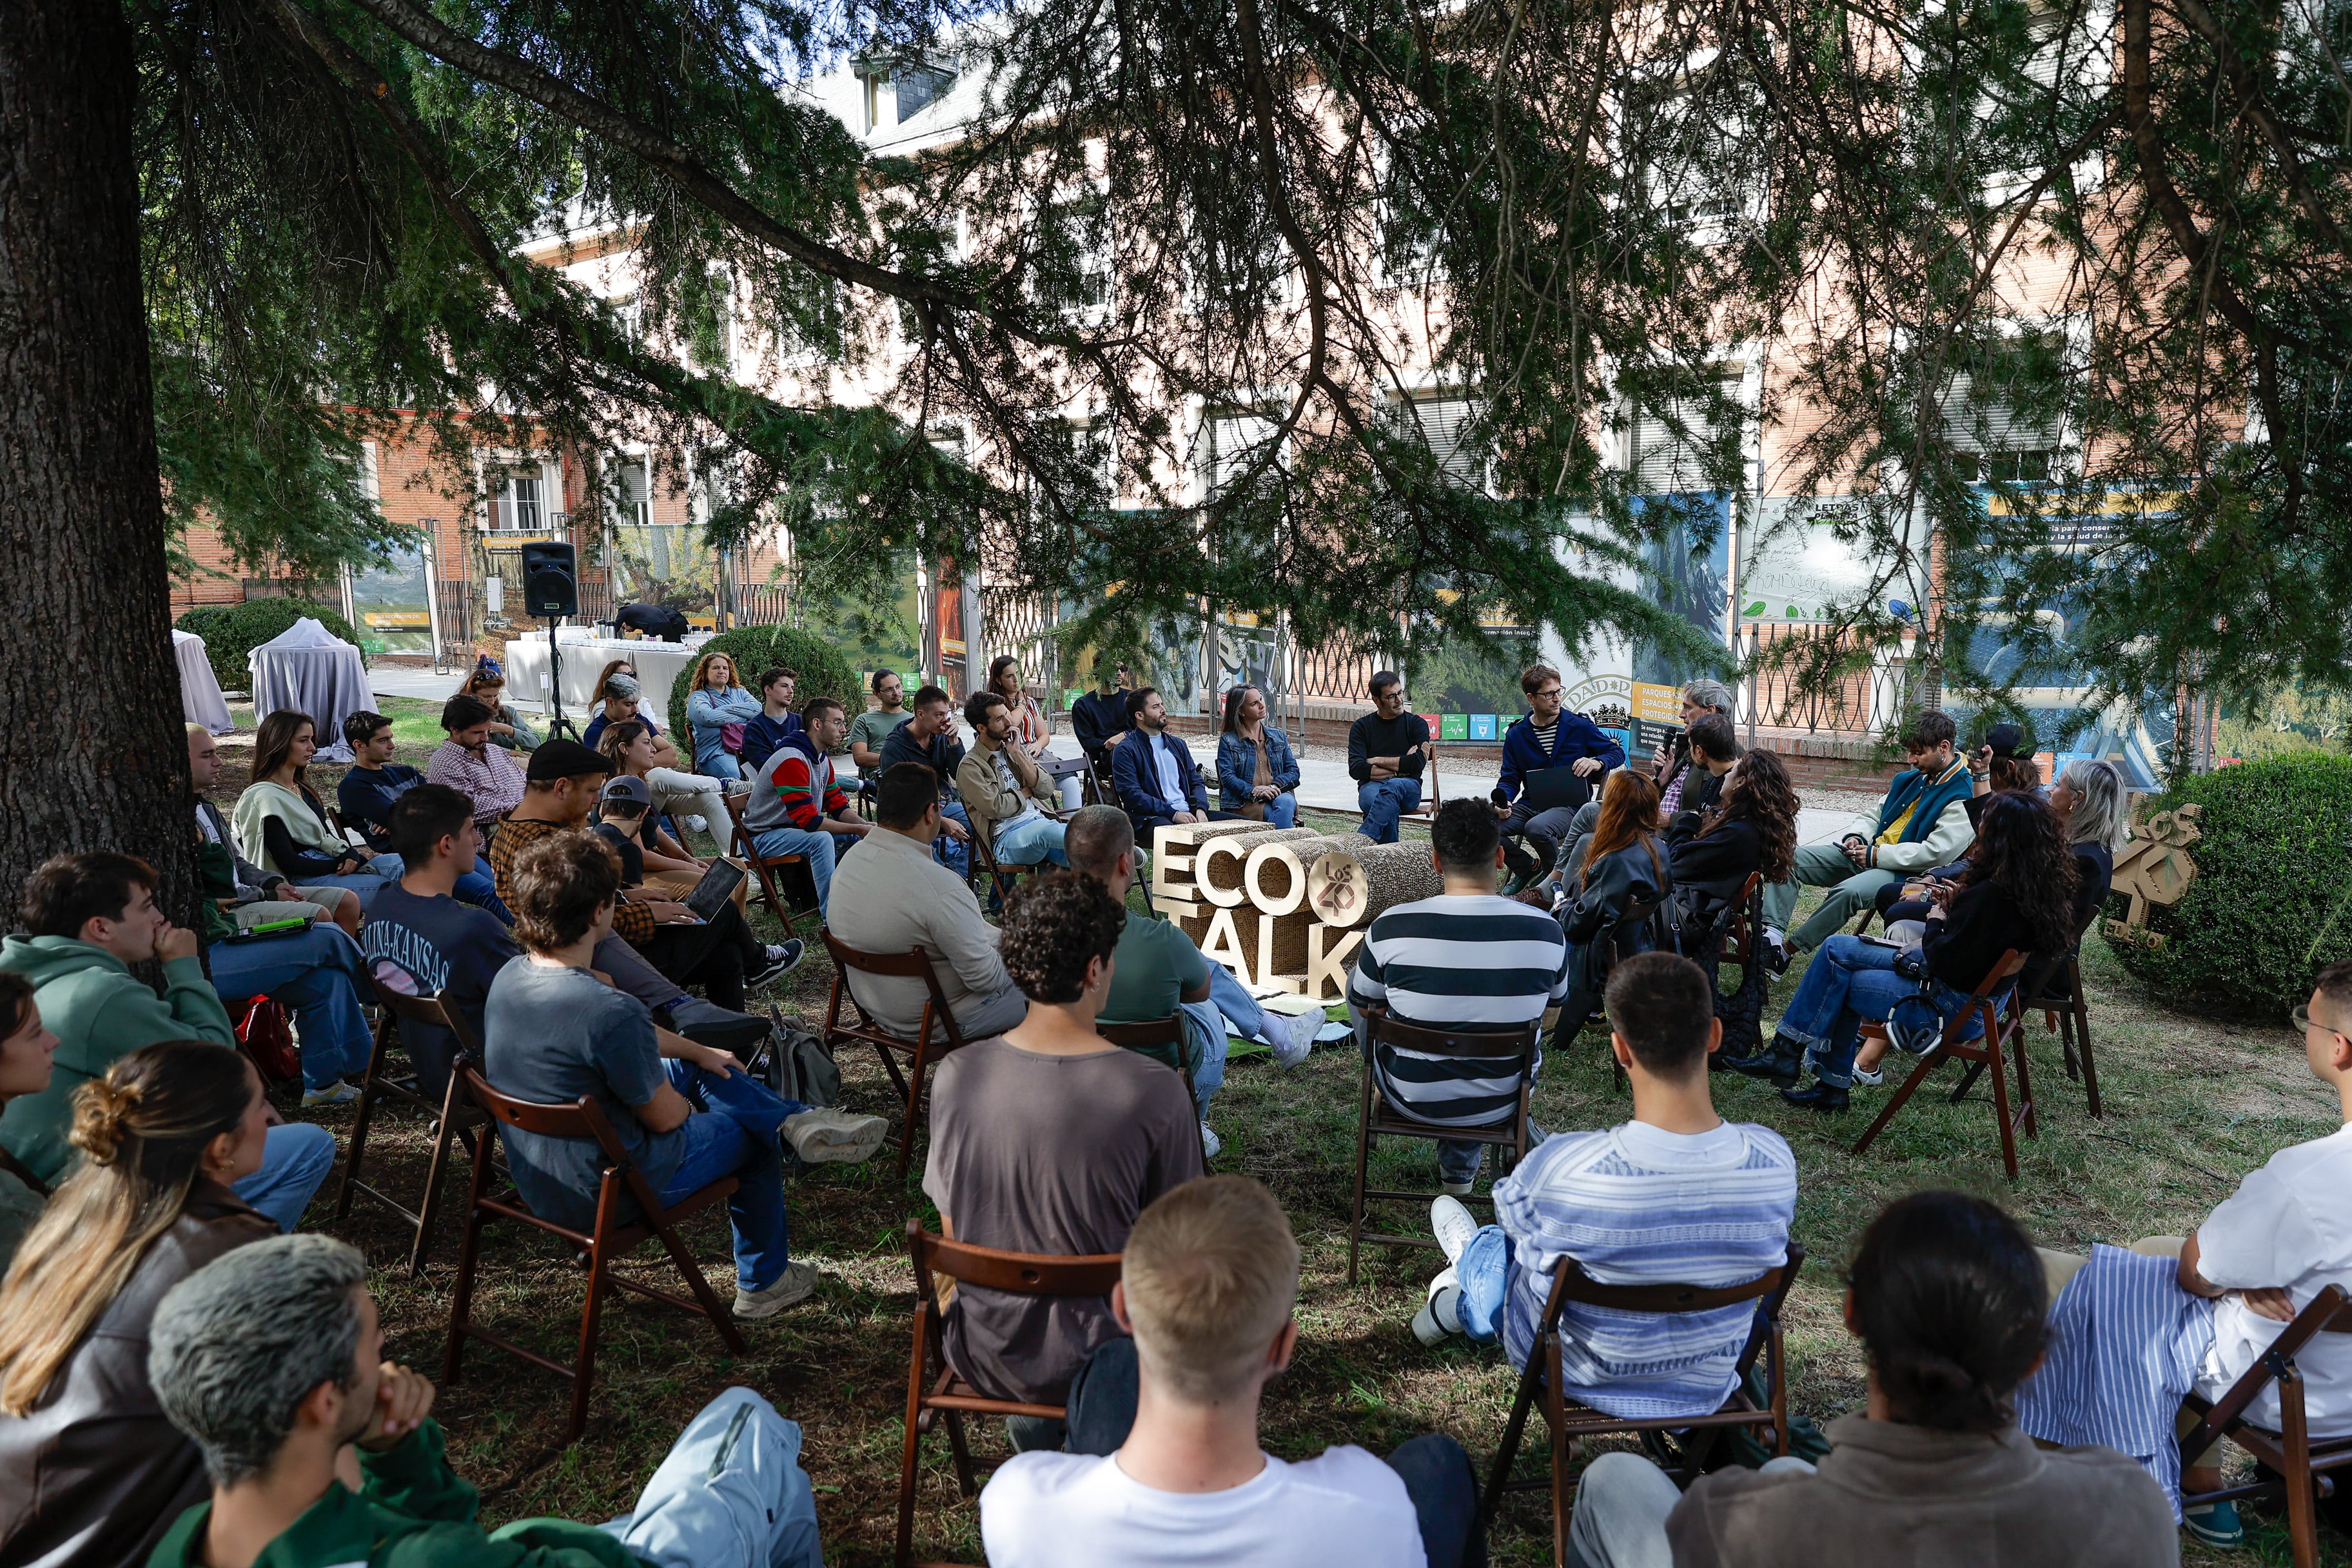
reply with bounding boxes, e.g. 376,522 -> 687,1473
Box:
1215,727 -> 1301,812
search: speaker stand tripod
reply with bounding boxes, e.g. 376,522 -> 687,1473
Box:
542,614 -> 580,742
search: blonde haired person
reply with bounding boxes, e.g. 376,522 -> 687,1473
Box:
455,660 -> 540,750
686,650 -> 763,780
0,1042 -> 290,1565
978,1175 -> 1483,1568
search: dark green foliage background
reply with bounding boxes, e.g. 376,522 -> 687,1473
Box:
2113,752 -> 2352,1013
174,597 -> 366,692
663,625 -> 862,744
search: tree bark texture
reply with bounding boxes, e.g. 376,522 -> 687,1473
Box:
0,0 -> 199,923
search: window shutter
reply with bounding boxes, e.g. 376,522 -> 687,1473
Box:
1404,395 -> 1480,484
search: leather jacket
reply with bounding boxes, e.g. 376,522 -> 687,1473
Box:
0,1181 -> 273,1567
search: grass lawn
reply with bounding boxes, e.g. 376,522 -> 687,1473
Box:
276,714 -> 2348,1565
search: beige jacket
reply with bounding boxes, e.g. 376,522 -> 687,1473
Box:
825,825 -> 1013,1037
956,741 -> 1058,848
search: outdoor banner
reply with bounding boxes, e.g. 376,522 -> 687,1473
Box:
797,558 -> 923,685
1212,609 -> 1286,709
609,522 -> 723,630
346,541 -> 434,656
1544,495 -> 1736,755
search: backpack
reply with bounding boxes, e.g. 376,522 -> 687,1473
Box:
761,1008 -> 839,1109
235,996 -> 303,1085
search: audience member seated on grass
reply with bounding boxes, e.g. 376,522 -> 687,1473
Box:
1111,686 -> 1237,836
1069,664 -> 1134,775
960,692 -> 1070,868
740,665 -> 807,776
847,668 -> 910,781
486,831 -> 869,1322
196,838 -> 377,1111
337,710 -> 511,923
1544,770 -> 1673,1052
1347,798 -> 1572,1197
455,658 -> 540,750
0,1042 -> 290,1567
1215,683 -> 1301,827
1567,1190 -> 2177,1568
0,974 -> 55,1274
685,649 -> 764,780
981,1174 -> 1485,1568
1650,679 -> 1738,820
1493,662 -> 1625,884
424,693 -> 529,829
1759,708 -> 1975,962
145,1235 -> 827,1568
1731,790 -> 2078,1111
2027,961 -> 2352,1554
1412,954 -> 1797,1404
232,710 -> 399,898
923,871 -> 1204,1453
1068,808 -> 1317,1159
1348,670 -> 1432,845
827,763 -> 1028,1041
0,856 -> 336,1213
744,696 -> 871,920
359,784 -> 520,1103
491,742 -> 802,1017
188,724 -> 360,937
880,685 -> 975,877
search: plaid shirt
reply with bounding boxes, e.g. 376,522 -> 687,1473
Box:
489,814 -> 654,945
426,740 -> 526,823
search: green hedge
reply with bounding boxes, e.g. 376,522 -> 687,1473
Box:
664,625 -> 865,749
175,598 -> 366,694
2110,750 -> 2352,1014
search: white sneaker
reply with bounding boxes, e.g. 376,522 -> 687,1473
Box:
734,1260 -> 821,1319
1200,1121 -> 1222,1159
1412,1270 -> 1465,1346
1269,1008 -> 1318,1069
302,1080 -> 363,1107
685,813 -> 710,835
783,1108 -> 889,1165
1431,1195 -> 1480,1263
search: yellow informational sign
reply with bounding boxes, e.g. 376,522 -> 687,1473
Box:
1631,681 -> 1684,724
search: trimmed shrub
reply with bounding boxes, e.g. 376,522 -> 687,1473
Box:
2110,750 -> 2352,1014
174,597 -> 366,694
664,624 -> 865,749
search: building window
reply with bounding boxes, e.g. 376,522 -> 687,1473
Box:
894,59 -> 957,120
610,456 -> 652,527
1941,370 -> 2063,484
487,460 -> 554,531
1629,378 -> 1742,495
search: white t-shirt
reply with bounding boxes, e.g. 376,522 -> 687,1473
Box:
2193,1121 -> 2352,1433
979,1446 -> 1427,1568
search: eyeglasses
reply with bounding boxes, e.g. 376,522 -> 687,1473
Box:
1533,687 -> 1563,700
2292,1004 -> 2348,1039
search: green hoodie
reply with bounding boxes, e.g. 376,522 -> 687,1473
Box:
0,935 -> 235,1184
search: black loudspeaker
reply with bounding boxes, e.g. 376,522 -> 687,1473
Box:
519,541 -> 578,618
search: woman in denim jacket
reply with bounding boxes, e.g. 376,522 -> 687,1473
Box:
1215,684 -> 1302,826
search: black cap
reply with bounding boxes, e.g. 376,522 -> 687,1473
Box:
1981,722 -> 2023,759
526,738 -> 612,783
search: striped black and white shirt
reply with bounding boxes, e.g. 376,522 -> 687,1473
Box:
1348,894 -> 1572,1127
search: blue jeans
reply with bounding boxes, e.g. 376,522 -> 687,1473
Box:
1175,965 -> 1282,1120
599,1387 -> 824,1568
206,925 -> 374,1092
1226,794 -> 1299,827
230,1122 -> 337,1233
1386,1433 -> 1487,1568
1358,778 -> 1423,844
936,802 -> 973,877
453,867 -> 511,924
750,825 -> 841,917
1456,1224 -> 1513,1345
660,1061 -> 805,1293
695,745 -> 746,782
993,814 -> 1068,868
1776,934 -> 1983,1088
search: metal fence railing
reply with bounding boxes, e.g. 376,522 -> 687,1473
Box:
1739,622 -> 1889,735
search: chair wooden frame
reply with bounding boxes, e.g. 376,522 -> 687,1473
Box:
2016,906 -> 2102,1117
1484,1246 -> 1807,1568
1098,1014 -> 1208,1157
896,1221 -> 1124,1568
442,1061 -> 749,1444
723,791 -> 808,939
1395,741 -> 1446,828
964,801 -> 1070,905
335,977 -> 492,1276
1348,1007 -> 1542,1283
2177,1284 -> 2352,1568
818,930 -> 975,1181
1850,950 -> 2037,1179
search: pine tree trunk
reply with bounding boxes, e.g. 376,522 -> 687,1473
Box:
0,1 -> 199,922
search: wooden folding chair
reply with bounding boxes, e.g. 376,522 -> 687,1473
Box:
1703,872 -> 1770,1060
966,813 -> 1062,906
2020,906 -> 2101,1116
723,791 -> 807,939
1348,1008 -> 1542,1283
1395,741 -> 1446,830
335,977 -> 492,1276
442,1061 -> 749,1444
896,1221 -> 1124,1568
1850,950 -> 2037,1179
819,930 -> 975,1181
2178,1284 -> 2352,1568
1484,1246 -> 1807,1568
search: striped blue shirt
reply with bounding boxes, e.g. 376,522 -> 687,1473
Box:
1494,1119 -> 1798,1418
1346,894 -> 1572,1128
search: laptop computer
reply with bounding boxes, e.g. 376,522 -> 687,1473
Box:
683,858 -> 747,923
1519,765 -> 1597,812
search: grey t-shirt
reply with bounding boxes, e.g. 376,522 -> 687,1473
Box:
847,708 -> 911,779
920,1038 -> 1204,1404
482,957 -> 682,1228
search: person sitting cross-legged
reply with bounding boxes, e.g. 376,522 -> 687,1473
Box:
1110,685 -> 1237,836
745,696 -> 872,920
485,829 -> 876,1322
1492,662 -> 1624,884
146,1234 -> 826,1568
922,870 -> 1204,1455
233,710 -> 400,899
1411,952 -> 1798,1431
581,673 -> 734,843
1349,669 -> 1432,845
1067,807 -> 1319,1159
980,1174 -> 1485,1568
1347,798 -> 1571,1197
880,684 -> 975,877
0,854 -> 335,1213
958,691 -> 1070,870
1215,683 -> 1302,827
1566,1189 -> 2177,1568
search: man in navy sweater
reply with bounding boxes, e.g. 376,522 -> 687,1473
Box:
1492,663 -> 1623,883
